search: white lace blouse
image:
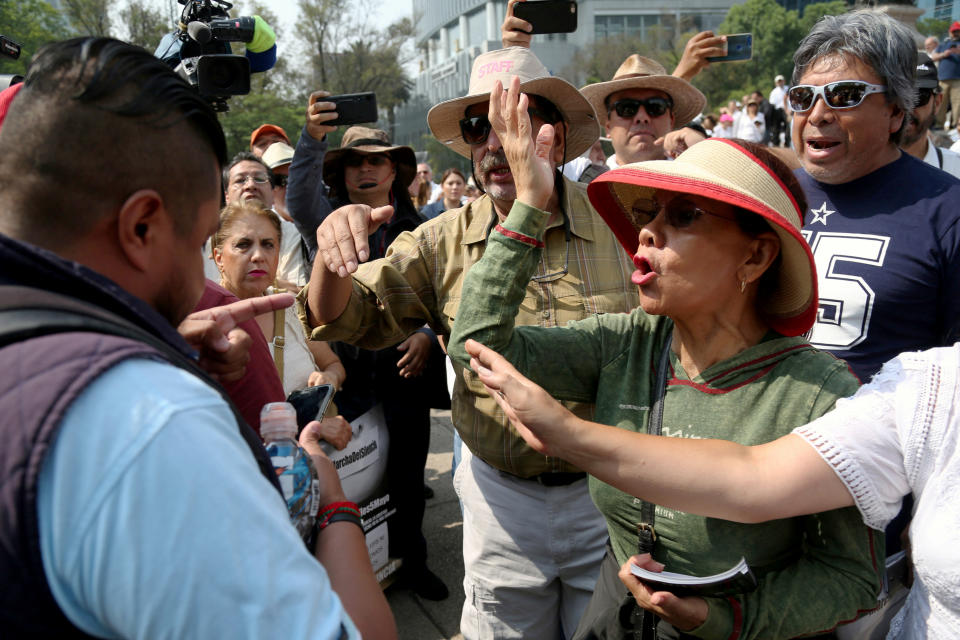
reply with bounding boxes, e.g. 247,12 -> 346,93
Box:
794,345 -> 960,639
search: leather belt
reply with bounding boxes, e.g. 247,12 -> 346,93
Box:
527,471 -> 587,486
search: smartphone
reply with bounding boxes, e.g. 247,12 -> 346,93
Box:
323,92 -> 378,127
514,0 -> 578,35
706,33 -> 753,63
286,383 -> 335,431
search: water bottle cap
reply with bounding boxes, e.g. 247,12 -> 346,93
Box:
260,402 -> 297,440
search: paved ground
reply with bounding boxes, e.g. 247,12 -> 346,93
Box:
385,409 -> 465,640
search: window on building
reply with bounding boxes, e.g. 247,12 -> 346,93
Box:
934,2 -> 953,20
595,14 -> 661,41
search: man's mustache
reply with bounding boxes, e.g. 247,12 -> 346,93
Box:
478,150 -> 509,174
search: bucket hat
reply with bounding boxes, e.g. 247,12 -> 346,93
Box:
427,47 -> 598,159
323,126 -> 417,189
261,141 -> 295,170
580,55 -> 706,128
587,138 -> 817,336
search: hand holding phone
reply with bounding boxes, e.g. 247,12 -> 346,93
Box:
513,0 -> 578,35
705,33 -> 753,63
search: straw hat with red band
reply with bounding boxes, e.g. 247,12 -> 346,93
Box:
586,138 -> 817,337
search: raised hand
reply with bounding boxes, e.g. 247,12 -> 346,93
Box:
306,90 -> 339,142
315,203 -> 395,277
672,31 -> 727,81
502,0 -> 533,48
488,76 -> 556,210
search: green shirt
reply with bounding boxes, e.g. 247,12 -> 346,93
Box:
448,200 -> 885,640
298,180 -> 639,476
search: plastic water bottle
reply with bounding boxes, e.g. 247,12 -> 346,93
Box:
261,402 -> 320,539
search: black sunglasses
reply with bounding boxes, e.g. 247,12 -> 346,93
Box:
628,197 -> 735,231
343,153 -> 392,168
272,175 -> 288,187
609,97 -> 673,120
459,107 -> 555,145
786,80 -> 887,113
916,87 -> 939,108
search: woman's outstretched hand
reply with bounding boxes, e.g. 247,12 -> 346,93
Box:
465,338 -> 575,457
488,76 -> 555,211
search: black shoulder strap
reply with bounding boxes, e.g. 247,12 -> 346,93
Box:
936,144 -> 944,170
0,287 -> 283,497
636,334 -> 673,556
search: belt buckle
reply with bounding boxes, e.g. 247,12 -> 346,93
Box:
637,522 -> 657,543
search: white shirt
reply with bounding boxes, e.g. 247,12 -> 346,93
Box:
769,85 -> 788,110
925,140 -> 960,179
732,110 -> 765,142
794,345 -> 960,639
38,359 -> 358,639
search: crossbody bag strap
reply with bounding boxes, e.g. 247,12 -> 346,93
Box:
936,144 -> 944,170
633,333 -> 674,640
637,333 -> 672,555
271,293 -> 286,387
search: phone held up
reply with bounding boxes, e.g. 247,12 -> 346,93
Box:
286,383 -> 336,432
514,0 -> 578,35
706,33 -> 753,63
321,92 -> 378,127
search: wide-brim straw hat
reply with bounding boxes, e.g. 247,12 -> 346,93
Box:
580,55 -> 705,128
587,138 -> 817,337
323,126 -> 417,188
427,47 -> 598,159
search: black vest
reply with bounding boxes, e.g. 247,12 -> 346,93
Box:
0,233 -> 282,636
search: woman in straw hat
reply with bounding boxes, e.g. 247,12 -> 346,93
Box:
448,78 -> 882,639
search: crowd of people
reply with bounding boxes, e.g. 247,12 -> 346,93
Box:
2,1 -> 960,639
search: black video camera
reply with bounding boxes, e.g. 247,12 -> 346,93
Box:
154,0 -> 253,112
0,35 -> 23,90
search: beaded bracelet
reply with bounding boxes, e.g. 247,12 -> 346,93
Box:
316,500 -> 360,521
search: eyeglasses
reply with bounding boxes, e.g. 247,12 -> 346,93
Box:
273,175 -> 288,187
916,87 -> 939,108
609,96 -> 673,119
230,173 -> 270,188
628,197 -> 736,231
344,153 -> 392,168
459,107 -> 555,145
786,80 -> 887,113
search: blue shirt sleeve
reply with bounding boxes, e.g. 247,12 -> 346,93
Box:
36,359 -> 358,639
287,127 -> 334,261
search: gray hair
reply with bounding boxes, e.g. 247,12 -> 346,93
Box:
792,9 -> 916,143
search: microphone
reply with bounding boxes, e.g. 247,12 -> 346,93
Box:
187,21 -> 212,44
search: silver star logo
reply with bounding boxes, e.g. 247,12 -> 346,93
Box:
810,202 -> 835,226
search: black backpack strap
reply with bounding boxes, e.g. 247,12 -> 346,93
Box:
936,144 -> 944,170
0,287 -> 283,497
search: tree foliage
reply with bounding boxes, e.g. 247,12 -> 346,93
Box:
917,18 -> 951,39
691,0 -> 848,111
62,0 -> 112,37
117,1 -> 170,50
0,0 -> 69,76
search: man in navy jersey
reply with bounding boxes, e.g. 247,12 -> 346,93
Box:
790,10 -> 960,383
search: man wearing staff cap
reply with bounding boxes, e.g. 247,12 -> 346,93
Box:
299,45 -> 637,639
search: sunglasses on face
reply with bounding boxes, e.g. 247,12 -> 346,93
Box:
609,96 -> 673,119
344,153 -> 392,168
273,175 -> 288,187
916,87 -> 939,108
459,107 -> 555,145
628,197 -> 734,231
786,80 -> 887,113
